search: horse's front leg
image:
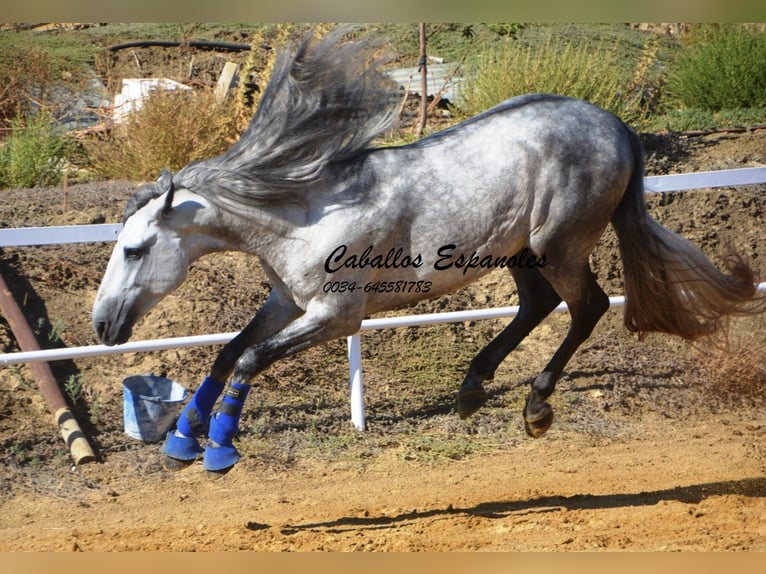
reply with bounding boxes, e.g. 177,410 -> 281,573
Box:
202,301 -> 362,473
162,290 -> 302,469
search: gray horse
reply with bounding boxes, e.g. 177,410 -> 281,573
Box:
92,30 -> 761,474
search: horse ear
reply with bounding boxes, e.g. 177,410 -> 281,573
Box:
157,169 -> 175,217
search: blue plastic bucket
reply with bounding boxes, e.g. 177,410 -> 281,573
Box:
123,374 -> 187,443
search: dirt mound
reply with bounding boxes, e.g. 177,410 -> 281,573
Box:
0,129 -> 765,551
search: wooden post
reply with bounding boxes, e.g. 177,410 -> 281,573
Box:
215,62 -> 240,103
0,272 -> 96,465
416,23 -> 427,137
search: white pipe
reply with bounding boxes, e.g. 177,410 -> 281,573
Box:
0,331 -> 239,365
644,167 -> 766,193
0,223 -> 122,247
0,299 -> 627,366
4,283 -> 762,365
360,297 -> 627,331
347,334 -> 365,430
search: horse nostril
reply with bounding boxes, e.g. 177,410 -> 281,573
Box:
95,321 -> 107,340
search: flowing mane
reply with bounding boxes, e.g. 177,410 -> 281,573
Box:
171,28 -> 400,211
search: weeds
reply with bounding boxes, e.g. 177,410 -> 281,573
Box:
10,441 -> 41,467
85,386 -> 103,426
0,109 -> 70,188
32,317 -> 67,345
698,338 -> 766,404
47,318 -> 67,344
665,25 -> 766,112
5,365 -> 36,393
648,107 -> 766,133
0,40 -> 87,188
12,441 -> 28,464
64,373 -> 84,405
457,30 -> 655,128
85,87 -> 240,181
399,432 -> 478,463
0,44 -> 58,128
0,23 -> 763,187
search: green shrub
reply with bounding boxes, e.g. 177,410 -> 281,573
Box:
664,25 -> 766,112
85,88 -> 241,181
457,31 -> 656,127
0,110 -> 68,188
646,106 -> 766,133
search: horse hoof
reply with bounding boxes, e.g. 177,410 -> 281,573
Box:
205,466 -> 235,480
523,404 -> 554,438
163,455 -> 195,472
161,431 -> 203,464
203,442 -> 240,473
457,388 -> 488,419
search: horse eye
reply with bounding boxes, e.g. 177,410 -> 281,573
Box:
124,246 -> 145,261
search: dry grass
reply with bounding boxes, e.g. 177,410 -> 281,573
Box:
696,332 -> 766,404
85,88 -> 240,181
0,45 -> 69,129
457,30 -> 657,128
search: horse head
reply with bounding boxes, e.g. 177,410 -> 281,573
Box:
93,170 -> 216,345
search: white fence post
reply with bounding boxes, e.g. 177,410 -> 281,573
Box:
347,333 -> 365,430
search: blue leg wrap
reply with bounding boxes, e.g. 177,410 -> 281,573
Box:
204,381 -> 250,472
163,376 -> 224,462
176,376 -> 225,437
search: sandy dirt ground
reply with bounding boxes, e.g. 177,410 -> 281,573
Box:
1,411 -> 765,551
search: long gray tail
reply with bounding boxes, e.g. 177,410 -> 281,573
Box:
611,127 -> 763,340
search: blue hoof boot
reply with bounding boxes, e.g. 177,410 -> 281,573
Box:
203,441 -> 240,472
162,431 -> 204,461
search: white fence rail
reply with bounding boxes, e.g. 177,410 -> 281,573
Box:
1,167 -> 765,429
0,223 -> 121,247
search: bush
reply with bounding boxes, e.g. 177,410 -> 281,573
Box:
0,41 -> 88,132
85,88 -> 241,181
698,336 -> 766,406
457,31 -> 657,127
0,45 -> 54,130
0,110 -> 68,188
645,106 -> 766,133
664,25 -> 766,112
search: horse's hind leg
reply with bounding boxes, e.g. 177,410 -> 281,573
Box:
457,265 -> 562,419
523,261 -> 609,438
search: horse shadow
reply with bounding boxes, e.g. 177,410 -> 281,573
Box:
269,476 -> 766,535
369,361 -> 687,424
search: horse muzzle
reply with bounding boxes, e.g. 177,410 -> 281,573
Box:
92,296 -> 137,346
94,317 -> 133,346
